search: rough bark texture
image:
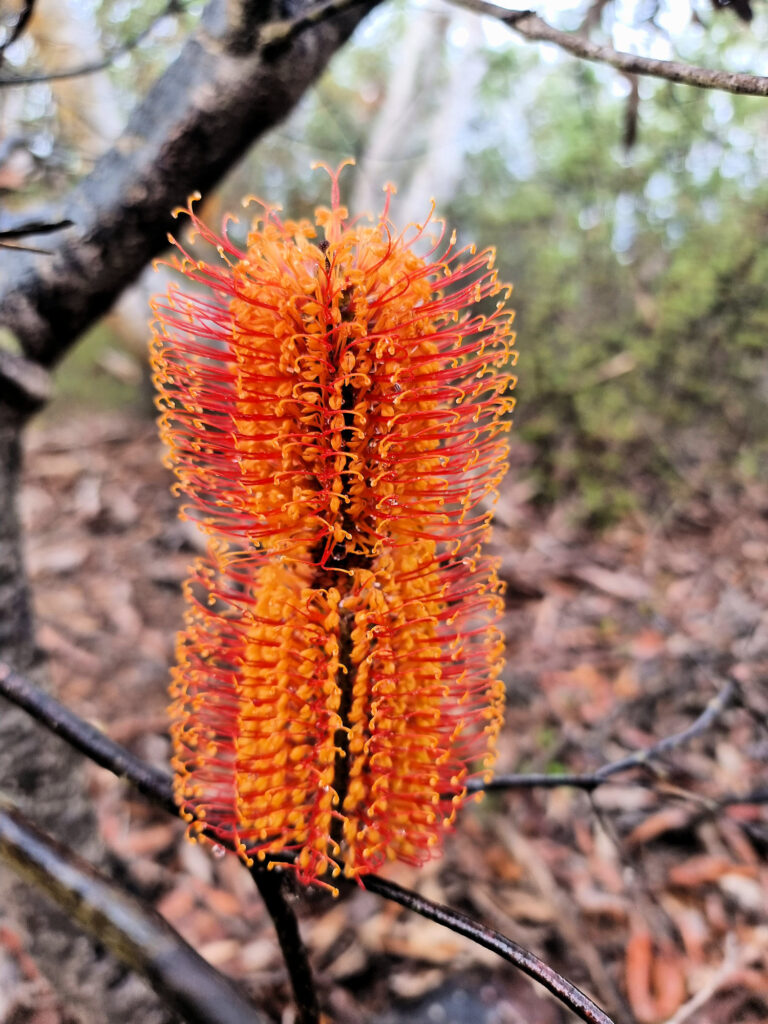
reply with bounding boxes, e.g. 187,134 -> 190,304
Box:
0,0 -> 377,1018
0,805 -> 269,1024
0,413 -> 34,671
0,0 -> 377,368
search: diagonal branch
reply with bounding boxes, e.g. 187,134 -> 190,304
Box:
359,873 -> 613,1024
448,1 -> 768,97
0,662 -> 614,1024
0,0 -> 379,373
470,678 -> 737,794
0,662 -> 178,813
0,799 -> 269,1024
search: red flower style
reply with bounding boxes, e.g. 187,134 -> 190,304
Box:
150,161 -> 516,888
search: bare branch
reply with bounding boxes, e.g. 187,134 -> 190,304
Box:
588,678 -> 737,777
0,659 -> 740,801
471,678 -> 737,794
0,662 -> 177,813
0,662 -> 320,1021
448,2 -> 768,97
0,0 -> 182,87
0,662 -> 614,1024
359,874 -> 614,1024
0,799 -> 270,1024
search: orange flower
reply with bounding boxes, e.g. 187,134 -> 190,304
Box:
151,161 -> 516,888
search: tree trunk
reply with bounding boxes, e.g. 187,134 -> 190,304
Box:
0,395 -> 173,1020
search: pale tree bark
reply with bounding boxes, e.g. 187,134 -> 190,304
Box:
350,7 -> 447,216
0,0 -> 377,1019
352,8 -> 484,226
398,9 -> 485,224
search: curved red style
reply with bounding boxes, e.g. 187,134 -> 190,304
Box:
151,163 -> 516,888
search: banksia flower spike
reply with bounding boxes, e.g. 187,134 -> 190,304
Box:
151,161 -> 516,889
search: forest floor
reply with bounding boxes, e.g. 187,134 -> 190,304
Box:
7,406 -> 768,1024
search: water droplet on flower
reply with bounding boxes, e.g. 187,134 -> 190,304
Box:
211,844 -> 226,859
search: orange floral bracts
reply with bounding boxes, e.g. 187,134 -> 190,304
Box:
150,163 -> 516,888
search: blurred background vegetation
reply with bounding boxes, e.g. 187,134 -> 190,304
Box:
3,0 -> 767,525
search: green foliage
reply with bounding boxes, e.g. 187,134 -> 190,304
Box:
443,50 -> 768,523
52,324 -> 139,411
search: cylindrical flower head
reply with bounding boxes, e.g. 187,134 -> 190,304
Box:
151,162 -> 516,887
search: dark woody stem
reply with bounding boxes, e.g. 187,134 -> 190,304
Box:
0,663 -> 320,1024
359,873 -> 614,1024
468,679 -> 737,794
0,661 -> 617,1024
249,865 -> 320,1024
321,310 -> 369,851
331,609 -> 355,850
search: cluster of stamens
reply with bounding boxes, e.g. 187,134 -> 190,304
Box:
151,162 -> 516,887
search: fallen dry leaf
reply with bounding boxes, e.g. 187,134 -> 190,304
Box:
625,921 -> 656,1024
626,807 -> 694,848
569,564 -> 652,602
652,941 -> 687,1019
668,855 -> 757,889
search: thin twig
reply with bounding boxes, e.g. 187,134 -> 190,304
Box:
0,662 -> 615,1024
594,678 -> 737,775
0,215 -> 73,253
447,1 -> 768,97
0,799 -> 269,1024
471,679 -> 737,794
0,218 -> 73,240
359,874 -> 614,1024
0,0 -> 182,87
